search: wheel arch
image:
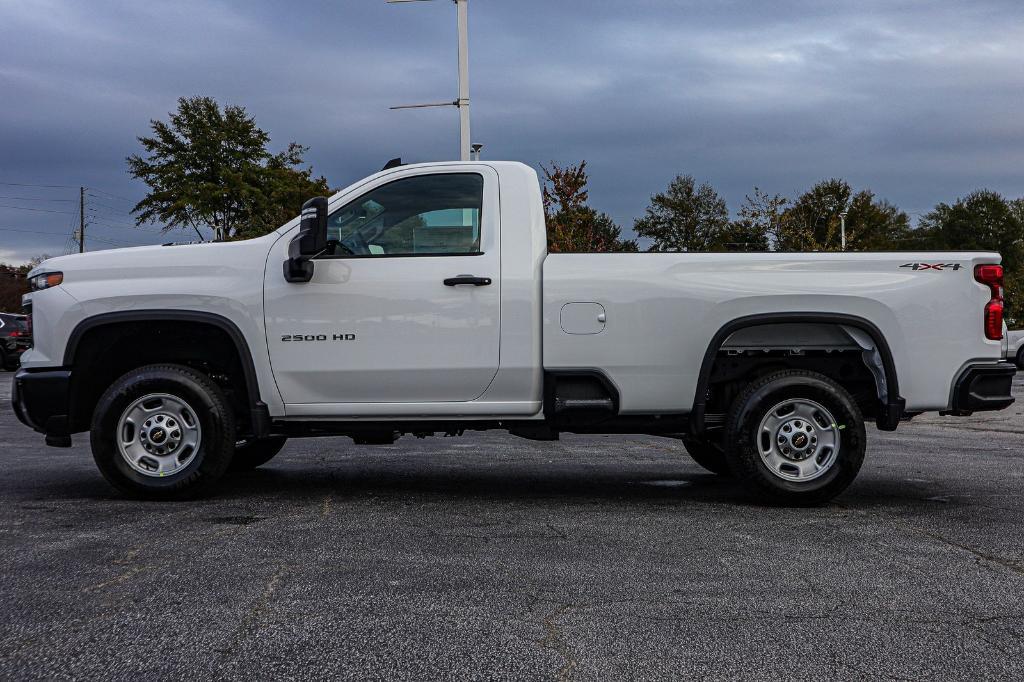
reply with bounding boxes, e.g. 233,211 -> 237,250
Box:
64,310 -> 269,437
691,312 -> 903,436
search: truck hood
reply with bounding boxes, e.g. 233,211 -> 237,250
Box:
27,235 -> 280,281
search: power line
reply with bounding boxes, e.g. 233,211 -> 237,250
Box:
0,196 -> 77,202
0,203 -> 76,215
0,226 -> 78,236
0,181 -> 78,189
87,188 -> 136,203
87,218 -> 165,233
86,197 -> 133,213
87,208 -> 135,222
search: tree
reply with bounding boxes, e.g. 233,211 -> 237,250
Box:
915,190 -> 1024,323
127,96 -> 329,241
844,191 -> 912,251
0,256 -> 47,313
774,179 -> 850,251
633,175 -> 730,252
734,188 -> 788,252
233,143 -> 331,240
774,179 -> 910,251
542,161 -> 638,253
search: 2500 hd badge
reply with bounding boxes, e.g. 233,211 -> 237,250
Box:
281,333 -> 356,342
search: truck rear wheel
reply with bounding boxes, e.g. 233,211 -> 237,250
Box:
681,438 -> 732,476
90,364 -> 236,499
723,370 -> 865,505
230,436 -> 288,471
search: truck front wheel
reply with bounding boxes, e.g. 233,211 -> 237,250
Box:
723,370 -> 865,505
90,364 -> 236,499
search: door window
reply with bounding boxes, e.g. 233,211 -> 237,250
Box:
324,173 -> 483,257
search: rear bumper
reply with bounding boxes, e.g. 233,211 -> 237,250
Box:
11,367 -> 73,446
949,362 -> 1016,414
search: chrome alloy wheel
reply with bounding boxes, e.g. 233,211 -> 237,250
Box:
116,393 -> 202,477
757,398 -> 840,482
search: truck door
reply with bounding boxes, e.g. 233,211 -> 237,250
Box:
263,167 -> 501,406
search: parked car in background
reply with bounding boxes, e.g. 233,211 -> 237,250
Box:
0,313 -> 31,370
1009,328 -> 1024,369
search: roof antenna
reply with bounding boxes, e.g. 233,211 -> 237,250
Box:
382,157 -> 403,171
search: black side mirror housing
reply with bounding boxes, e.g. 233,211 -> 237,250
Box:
284,197 -> 328,283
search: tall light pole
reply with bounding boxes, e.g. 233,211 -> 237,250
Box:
387,0 -> 472,161
839,211 -> 848,251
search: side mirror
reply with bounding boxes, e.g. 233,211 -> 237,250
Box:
284,197 -> 328,283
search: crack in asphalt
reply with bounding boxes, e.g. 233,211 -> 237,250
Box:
836,503 -> 1024,577
216,563 -> 289,664
538,604 -> 577,681
80,546 -> 149,593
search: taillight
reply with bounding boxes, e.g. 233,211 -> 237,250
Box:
975,264 -> 1004,340
23,303 -> 32,345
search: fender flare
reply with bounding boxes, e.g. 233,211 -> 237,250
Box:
64,310 -> 269,435
690,312 -> 904,435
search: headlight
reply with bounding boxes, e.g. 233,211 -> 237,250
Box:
29,272 -> 63,291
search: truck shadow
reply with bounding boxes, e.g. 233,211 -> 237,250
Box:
213,461 -> 935,509
220,465 -> 739,504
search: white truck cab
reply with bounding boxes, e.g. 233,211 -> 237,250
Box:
13,161 -> 1017,504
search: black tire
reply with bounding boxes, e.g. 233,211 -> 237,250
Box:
0,348 -> 8,371
1017,347 -> 1024,371
90,364 -> 236,499
723,369 -> 866,505
230,436 -> 287,471
681,437 -> 732,476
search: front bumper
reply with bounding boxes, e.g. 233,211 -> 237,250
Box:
12,367 -> 73,446
949,362 -> 1016,414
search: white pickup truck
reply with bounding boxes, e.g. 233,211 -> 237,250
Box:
1009,328 -> 1024,369
13,161 -> 1017,503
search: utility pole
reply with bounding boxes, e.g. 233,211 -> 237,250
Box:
388,0 -> 473,161
839,211 -> 848,251
79,186 -> 85,253
456,0 -> 470,161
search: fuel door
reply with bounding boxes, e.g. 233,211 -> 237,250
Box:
560,302 -> 606,335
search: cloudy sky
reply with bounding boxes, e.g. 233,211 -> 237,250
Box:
1,0 -> 1023,262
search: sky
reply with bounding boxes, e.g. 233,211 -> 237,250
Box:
1,0 -> 1023,263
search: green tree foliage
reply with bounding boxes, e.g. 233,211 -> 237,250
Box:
844,191 -> 912,251
0,256 -> 48,313
914,190 -> 1024,323
633,175 -> 731,252
127,96 -> 329,241
735,188 -> 787,251
774,179 -> 910,251
0,264 -> 29,313
542,161 -> 638,253
234,143 -> 331,240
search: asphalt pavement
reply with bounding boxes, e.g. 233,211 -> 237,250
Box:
1,372 -> 1023,680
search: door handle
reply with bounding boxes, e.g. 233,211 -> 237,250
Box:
444,275 -> 492,286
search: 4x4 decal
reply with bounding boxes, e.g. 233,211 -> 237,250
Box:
900,263 -> 963,271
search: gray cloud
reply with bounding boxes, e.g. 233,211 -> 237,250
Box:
1,0 -> 1022,261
